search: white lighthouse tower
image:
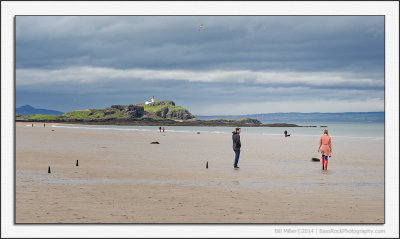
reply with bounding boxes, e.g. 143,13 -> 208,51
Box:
145,96 -> 155,105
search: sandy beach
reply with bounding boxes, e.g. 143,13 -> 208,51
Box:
15,122 -> 384,223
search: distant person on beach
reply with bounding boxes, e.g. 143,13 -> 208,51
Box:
32,124 -> 33,127
162,127 -> 165,133
159,126 -> 162,132
44,123 -> 46,127
318,129 -> 332,171
232,127 -> 241,169
284,130 -> 290,137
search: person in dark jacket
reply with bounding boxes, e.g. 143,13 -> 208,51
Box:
232,127 -> 241,169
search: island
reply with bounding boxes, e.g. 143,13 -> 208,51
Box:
15,100 -> 301,127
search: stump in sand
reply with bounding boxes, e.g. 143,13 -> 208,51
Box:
150,141 -> 160,144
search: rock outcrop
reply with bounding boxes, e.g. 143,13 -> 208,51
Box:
111,105 -> 126,111
104,108 -> 117,116
205,117 -> 262,125
156,107 -> 170,118
236,117 -> 262,124
125,105 -> 145,118
153,106 -> 195,120
166,108 -> 195,120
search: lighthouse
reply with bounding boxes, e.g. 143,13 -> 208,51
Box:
145,96 -> 155,105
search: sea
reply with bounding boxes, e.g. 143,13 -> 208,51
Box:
46,112 -> 384,140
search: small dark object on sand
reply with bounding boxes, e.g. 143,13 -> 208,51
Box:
76,160 -> 79,166
51,130 -> 55,131
48,166 -> 51,173
311,157 -> 320,162
206,161 -> 208,168
151,141 -> 160,144
197,132 -> 200,134
320,126 -> 327,127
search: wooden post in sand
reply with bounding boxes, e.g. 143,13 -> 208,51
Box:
76,160 -> 79,166
206,161 -> 208,169
48,166 -> 51,173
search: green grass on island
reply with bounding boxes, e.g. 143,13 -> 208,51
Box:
26,114 -> 60,120
63,110 -> 92,119
141,104 -> 186,112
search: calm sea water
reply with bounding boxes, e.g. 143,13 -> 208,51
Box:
48,122 -> 384,139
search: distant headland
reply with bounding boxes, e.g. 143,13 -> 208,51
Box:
16,105 -> 64,116
15,100 -> 301,127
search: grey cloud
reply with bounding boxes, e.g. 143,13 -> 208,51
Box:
16,16 -> 384,73
15,16 -> 384,114
16,66 -> 384,87
16,76 -> 383,114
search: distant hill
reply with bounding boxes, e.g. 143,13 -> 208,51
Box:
16,105 -> 64,116
197,112 -> 385,123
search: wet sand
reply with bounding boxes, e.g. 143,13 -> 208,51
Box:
16,123 -> 384,223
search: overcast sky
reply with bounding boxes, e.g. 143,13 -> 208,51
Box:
16,16 -> 384,115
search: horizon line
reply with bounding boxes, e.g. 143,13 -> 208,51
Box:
195,111 -> 385,117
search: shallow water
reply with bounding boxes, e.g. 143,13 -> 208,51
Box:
17,169 -> 383,194
45,122 -> 384,139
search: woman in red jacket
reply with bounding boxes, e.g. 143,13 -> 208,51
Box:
318,129 -> 332,171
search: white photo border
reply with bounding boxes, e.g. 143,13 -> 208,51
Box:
1,1 -> 399,238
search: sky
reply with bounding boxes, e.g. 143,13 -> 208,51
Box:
15,16 -> 384,115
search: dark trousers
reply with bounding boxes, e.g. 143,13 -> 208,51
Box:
233,148 -> 240,167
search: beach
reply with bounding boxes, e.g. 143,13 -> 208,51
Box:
16,122 -> 384,223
